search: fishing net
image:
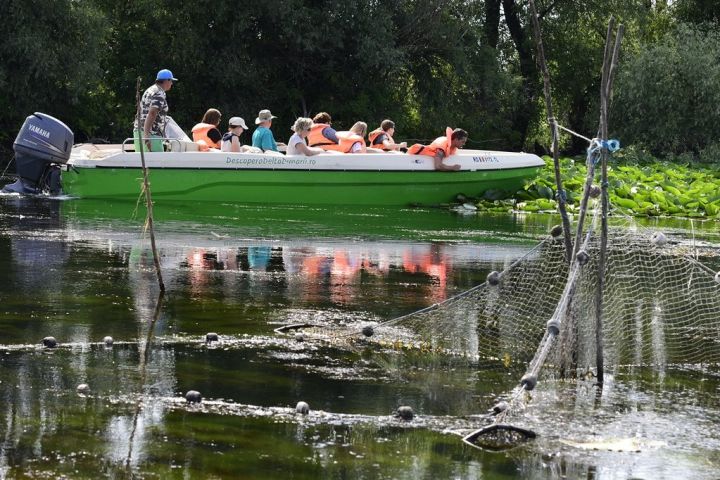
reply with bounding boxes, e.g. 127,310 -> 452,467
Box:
276,203 -> 720,378
271,185 -> 720,450
363,209 -> 720,373
332,203 -> 720,450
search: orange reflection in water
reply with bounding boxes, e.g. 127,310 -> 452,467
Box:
176,243 -> 451,304
183,248 -> 218,295
402,244 -> 448,303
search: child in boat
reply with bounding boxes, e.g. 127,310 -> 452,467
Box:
336,122 -> 384,153
192,108 -> 223,150
407,128 -> 467,171
221,117 -> 257,153
252,109 -> 285,154
369,120 -> 407,152
286,118 -> 327,156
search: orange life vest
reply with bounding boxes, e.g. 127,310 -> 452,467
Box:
191,123 -> 221,150
407,127 -> 456,157
308,123 -> 337,148
336,131 -> 365,153
368,128 -> 396,151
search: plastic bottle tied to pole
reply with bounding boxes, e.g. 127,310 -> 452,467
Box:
603,139 -> 620,152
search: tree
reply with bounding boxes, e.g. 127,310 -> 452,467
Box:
674,0 -> 720,27
613,23 -> 720,156
0,1 -> 107,147
1,0 -> 690,161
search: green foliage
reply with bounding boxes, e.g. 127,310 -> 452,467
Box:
698,142 -> 720,164
613,23 -> 720,157
523,1 -> 674,153
0,0 -> 528,150
674,0 -> 720,27
0,1 -> 107,144
477,154 -> 720,220
0,0 -> 710,162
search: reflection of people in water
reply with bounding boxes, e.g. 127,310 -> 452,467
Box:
247,246 -> 271,271
302,255 -> 331,277
358,254 -> 390,276
279,245 -> 450,305
402,244 -> 449,302
216,249 -> 239,270
183,248 -> 221,295
330,250 -> 362,305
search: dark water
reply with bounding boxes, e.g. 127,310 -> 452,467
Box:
0,196 -> 719,479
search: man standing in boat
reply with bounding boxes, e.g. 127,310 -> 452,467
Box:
134,69 -> 177,152
408,128 -> 467,171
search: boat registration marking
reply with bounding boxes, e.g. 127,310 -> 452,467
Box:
225,156 -> 317,166
472,155 -> 500,163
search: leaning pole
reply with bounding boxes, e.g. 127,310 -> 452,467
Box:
134,77 -> 165,293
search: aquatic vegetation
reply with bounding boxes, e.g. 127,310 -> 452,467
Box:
475,155 -> 720,220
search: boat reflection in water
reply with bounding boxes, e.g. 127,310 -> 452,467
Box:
137,240 -> 496,309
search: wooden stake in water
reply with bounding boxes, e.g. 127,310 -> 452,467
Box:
528,0 -> 573,263
596,21 -> 624,386
135,77 -> 165,292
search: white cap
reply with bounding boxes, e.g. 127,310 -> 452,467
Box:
228,117 -> 248,129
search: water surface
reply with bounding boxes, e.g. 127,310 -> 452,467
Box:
0,196 -> 719,479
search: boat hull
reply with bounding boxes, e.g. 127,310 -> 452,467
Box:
62,167 -> 540,205
63,149 -> 544,206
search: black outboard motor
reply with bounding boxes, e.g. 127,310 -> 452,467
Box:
2,112 -> 73,195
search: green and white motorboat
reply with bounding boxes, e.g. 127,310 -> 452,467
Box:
4,112 -> 545,206
64,145 -> 544,206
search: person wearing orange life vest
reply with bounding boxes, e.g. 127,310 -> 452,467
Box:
335,121 -> 384,154
369,119 -> 407,152
338,121 -> 367,153
407,127 -> 468,171
191,108 -> 223,150
308,112 -> 344,151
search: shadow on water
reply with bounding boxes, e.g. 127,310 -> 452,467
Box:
0,196 -> 719,478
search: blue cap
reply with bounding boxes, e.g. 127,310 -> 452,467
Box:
156,69 -> 178,81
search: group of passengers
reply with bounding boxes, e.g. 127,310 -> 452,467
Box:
135,69 -> 468,171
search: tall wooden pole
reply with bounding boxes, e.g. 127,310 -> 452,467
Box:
135,78 -> 165,292
528,0 -> 573,263
596,22 -> 624,386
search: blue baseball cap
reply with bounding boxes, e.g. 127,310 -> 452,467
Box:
156,69 -> 178,81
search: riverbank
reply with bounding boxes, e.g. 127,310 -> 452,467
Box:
473,152 -> 720,220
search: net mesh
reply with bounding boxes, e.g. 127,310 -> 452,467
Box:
366,209 -> 720,375
272,199 -> 720,449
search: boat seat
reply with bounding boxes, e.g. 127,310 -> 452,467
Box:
168,140 -> 199,152
88,149 -> 122,159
